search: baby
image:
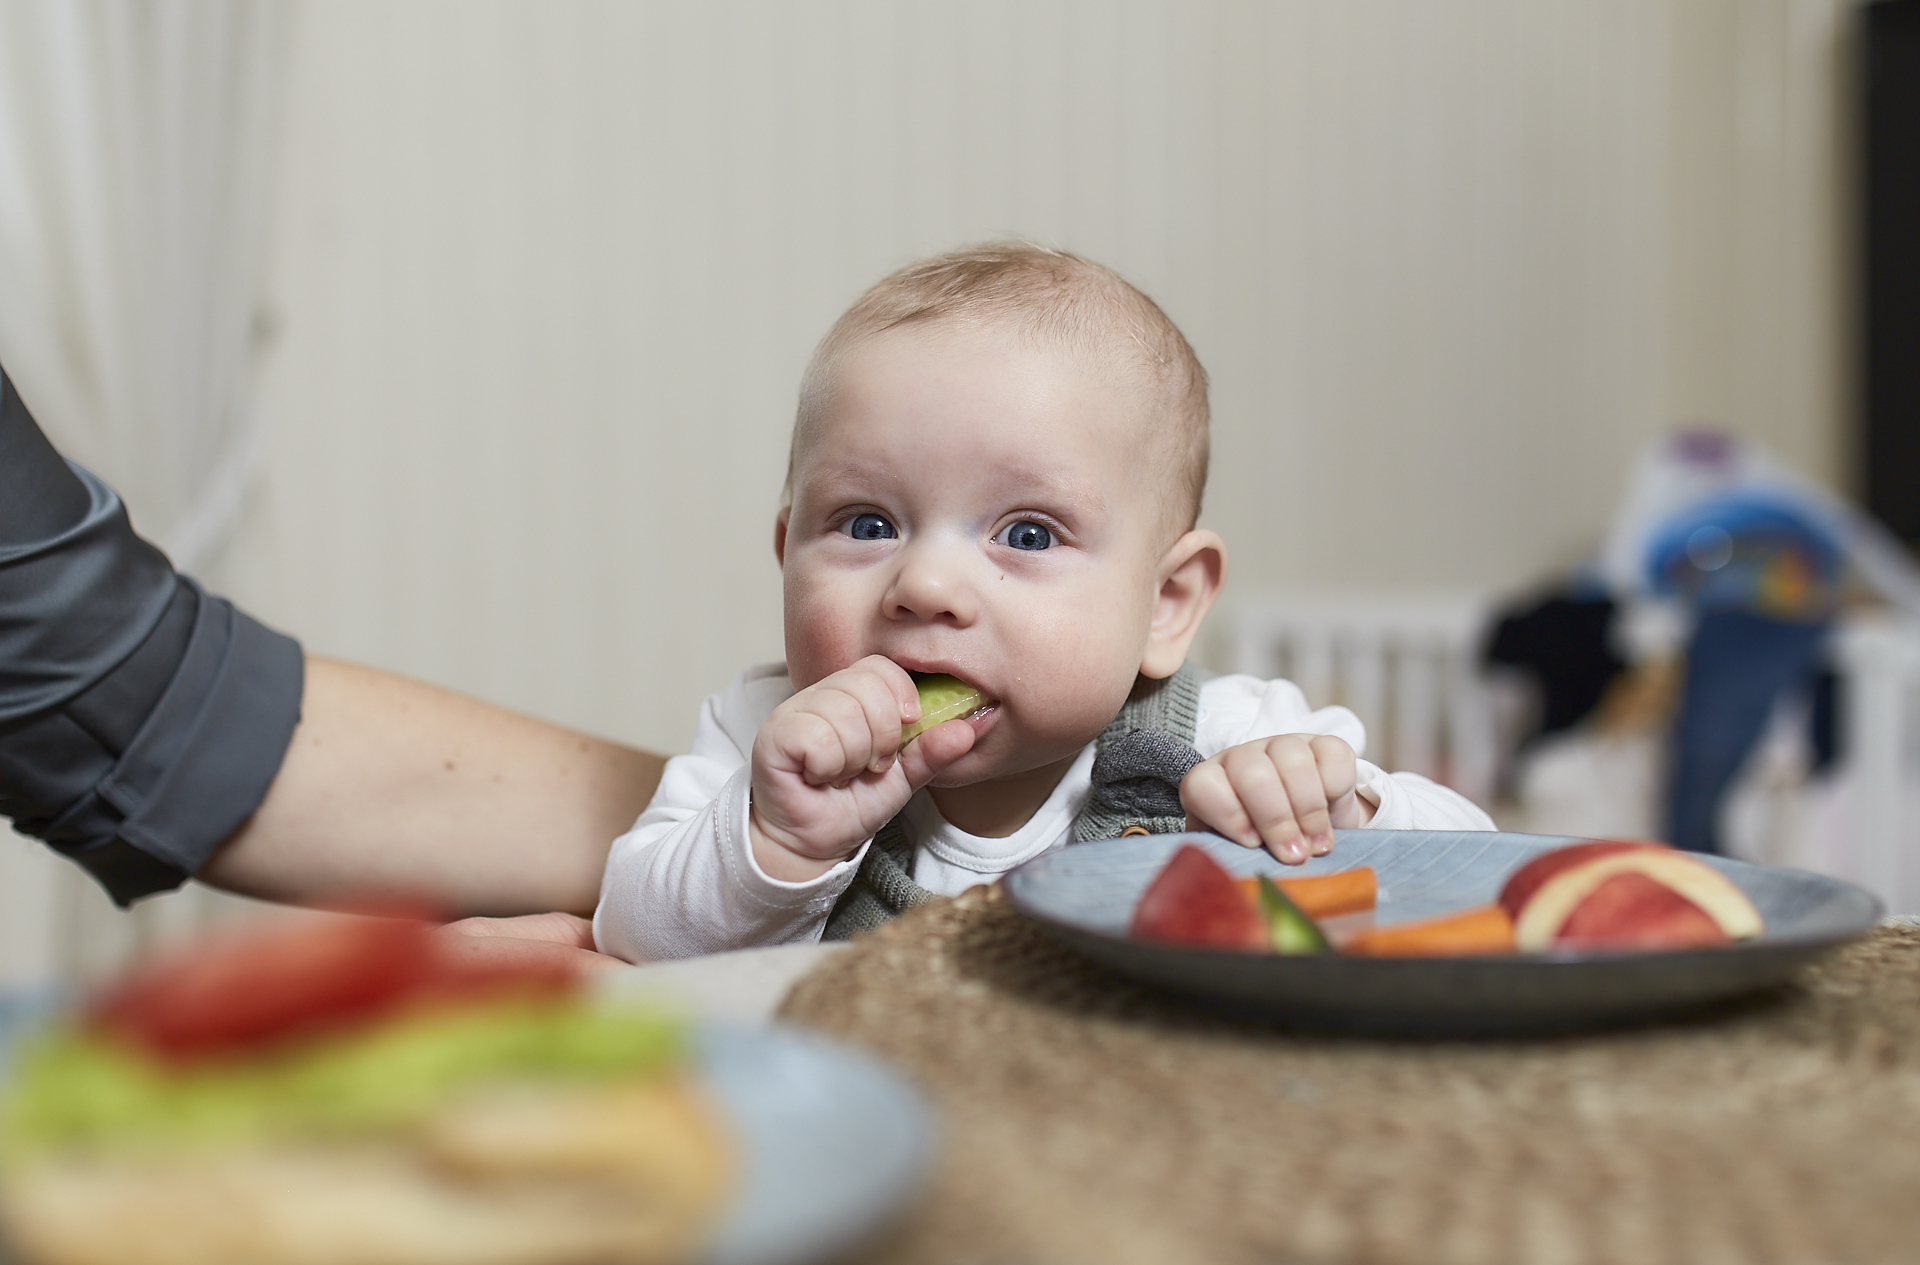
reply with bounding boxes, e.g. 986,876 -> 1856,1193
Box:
594,244 -> 1492,961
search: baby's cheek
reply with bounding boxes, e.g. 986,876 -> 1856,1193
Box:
783,595 -> 863,689
1016,622 -> 1141,740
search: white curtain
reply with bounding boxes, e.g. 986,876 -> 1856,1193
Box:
0,1 -> 290,986
0,0 -> 287,573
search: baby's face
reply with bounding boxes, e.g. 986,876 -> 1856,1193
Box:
779,323 -> 1172,789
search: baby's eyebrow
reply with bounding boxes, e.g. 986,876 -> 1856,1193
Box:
973,462 -> 1107,512
799,462 -> 895,500
800,459 -> 1106,516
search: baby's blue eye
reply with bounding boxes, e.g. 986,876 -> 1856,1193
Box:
1000,521 -> 1054,551
844,512 -> 897,541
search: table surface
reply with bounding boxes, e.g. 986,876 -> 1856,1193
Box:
770,893 -> 1920,1265
606,941 -> 849,1025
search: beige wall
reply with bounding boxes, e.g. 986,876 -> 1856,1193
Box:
1663,0 -> 1854,483
217,0 -> 1854,758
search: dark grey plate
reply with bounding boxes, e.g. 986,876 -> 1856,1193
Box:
1003,830 -> 1883,1035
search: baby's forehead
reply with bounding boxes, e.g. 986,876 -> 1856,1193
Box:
818,321 -> 1154,431
796,333 -> 1148,476
857,314 -> 1153,388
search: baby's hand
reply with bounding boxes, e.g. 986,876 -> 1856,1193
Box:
749,656 -> 977,881
1179,734 -> 1374,865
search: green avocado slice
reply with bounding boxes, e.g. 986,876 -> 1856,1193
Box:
1258,877 -> 1332,955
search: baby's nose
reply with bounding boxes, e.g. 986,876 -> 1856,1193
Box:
884,542 -> 978,625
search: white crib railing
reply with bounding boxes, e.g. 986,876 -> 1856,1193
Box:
1226,592 -> 1501,810
1831,617 -> 1920,913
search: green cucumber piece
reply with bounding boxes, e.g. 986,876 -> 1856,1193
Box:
1258,876 -> 1332,955
900,674 -> 988,748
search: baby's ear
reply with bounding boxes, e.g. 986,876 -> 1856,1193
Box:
1140,529 -> 1227,679
773,506 -> 791,567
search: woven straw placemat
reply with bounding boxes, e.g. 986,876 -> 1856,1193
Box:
779,889 -> 1920,1265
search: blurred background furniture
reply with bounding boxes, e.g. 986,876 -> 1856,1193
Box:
1226,591 -> 1502,810
1226,592 -> 1920,918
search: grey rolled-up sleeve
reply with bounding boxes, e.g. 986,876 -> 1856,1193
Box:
0,369 -> 303,904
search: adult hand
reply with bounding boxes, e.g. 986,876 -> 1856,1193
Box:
432,911 -> 626,975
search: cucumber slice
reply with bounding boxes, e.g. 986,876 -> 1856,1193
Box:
900,674 -> 989,748
1258,876 -> 1332,955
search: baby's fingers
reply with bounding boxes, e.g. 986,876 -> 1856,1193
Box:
1219,740 -> 1324,863
786,666 -> 913,782
765,708 -> 859,786
774,699 -> 870,786
826,661 -> 916,773
1179,758 -> 1269,855
893,715 -> 978,789
1308,734 -> 1361,834
1262,736 -> 1338,857
1180,740 -> 1334,864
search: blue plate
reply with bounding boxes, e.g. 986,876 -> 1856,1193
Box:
699,1025 -> 930,1265
1003,830 -> 1883,1035
0,1001 -> 931,1265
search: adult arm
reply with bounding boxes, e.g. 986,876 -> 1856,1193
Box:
2,366 -> 661,915
202,657 -> 662,916
0,367 -> 298,901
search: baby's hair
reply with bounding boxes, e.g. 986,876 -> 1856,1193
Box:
788,242 -> 1210,535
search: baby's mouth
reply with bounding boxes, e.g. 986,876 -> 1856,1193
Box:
901,672 -> 997,748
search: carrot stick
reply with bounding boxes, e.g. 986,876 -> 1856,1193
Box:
1235,867 -> 1377,919
1344,904 -> 1516,957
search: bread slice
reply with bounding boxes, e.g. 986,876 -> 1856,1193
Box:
1,1074 -> 730,1265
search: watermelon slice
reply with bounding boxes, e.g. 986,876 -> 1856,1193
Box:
1129,844 -> 1269,950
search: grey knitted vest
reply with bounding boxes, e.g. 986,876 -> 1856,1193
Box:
821,662 -> 1212,940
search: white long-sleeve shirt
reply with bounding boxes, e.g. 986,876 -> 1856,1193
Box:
594,664 -> 1496,962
